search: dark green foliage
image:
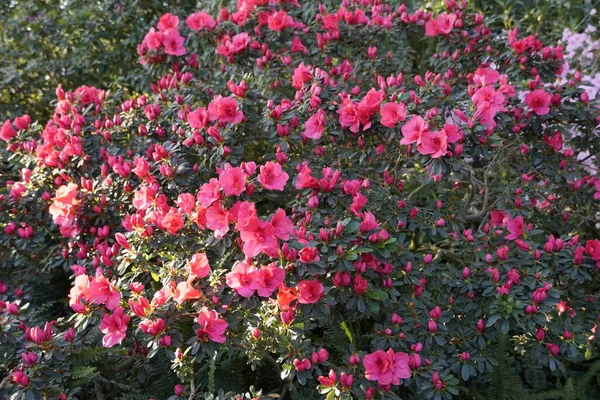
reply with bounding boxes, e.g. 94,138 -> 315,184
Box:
0,0 -> 198,121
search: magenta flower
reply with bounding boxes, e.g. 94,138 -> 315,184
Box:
363,349 -> 410,385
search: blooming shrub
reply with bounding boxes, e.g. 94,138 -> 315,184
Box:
1,0 -> 600,399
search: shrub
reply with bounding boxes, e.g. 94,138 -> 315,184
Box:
1,1 -> 600,399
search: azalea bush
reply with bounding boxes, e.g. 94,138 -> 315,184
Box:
1,0 -> 600,399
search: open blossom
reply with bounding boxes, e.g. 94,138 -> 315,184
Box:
299,246 -> 320,263
140,318 -> 166,336
258,162 -> 289,191
219,167 -> 247,196
89,275 -> 121,310
297,279 -> 324,304
252,263 -> 285,297
0,119 -> 16,141
586,239 -> 600,260
208,95 -> 244,124
49,183 -> 80,228
100,307 -> 130,348
473,67 -> 500,86
206,202 -> 230,238
292,62 -> 313,89
157,13 -> 179,31
418,130 -> 448,158
525,89 -> 552,116
188,107 -> 209,129
196,307 -> 228,343
68,274 -> 92,313
161,209 -> 184,235
172,280 -> 202,304
270,208 -> 293,240
400,115 -> 429,145
226,261 -> 258,297
363,349 -> 411,385
197,178 -> 221,206
267,10 -> 294,31
186,11 -> 216,31
425,13 -> 457,37
161,28 -> 186,56
239,218 -> 279,258
188,252 -> 211,278
338,98 -> 362,133
504,216 -> 525,240
303,109 -> 327,139
472,86 -> 506,125
380,102 -> 407,128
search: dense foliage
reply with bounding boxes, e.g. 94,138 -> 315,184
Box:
1,1 -> 600,399
0,0 -> 200,121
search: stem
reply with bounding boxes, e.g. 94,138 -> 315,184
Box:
407,180 -> 431,201
0,375 -> 11,391
94,381 -> 105,400
189,378 -> 197,400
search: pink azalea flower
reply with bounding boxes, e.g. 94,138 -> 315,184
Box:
151,286 -> 172,308
473,67 -> 500,86
157,13 -> 179,31
525,89 -> 552,116
267,10 -> 294,31
363,349 -> 410,385
443,123 -> 464,144
0,120 -> 16,141
206,202 -> 230,238
472,86 -> 506,125
418,130 -> 448,158
400,115 -> 429,145
226,261 -> 257,298
258,162 -> 289,191
196,307 -> 228,344
219,167 -> 247,196
197,178 -> 221,206
69,274 -> 92,313
100,307 -> 130,348
161,28 -> 186,56
143,28 -> 163,50
505,216 -> 525,240
89,275 -> 121,310
299,246 -> 320,263
586,239 -> 600,261
490,210 -> 507,227
297,279 -> 324,304
161,209 -> 184,235
303,109 -> 327,140
231,32 -> 250,53
140,318 -> 166,336
188,252 -> 211,278
172,280 -> 202,304
231,201 -> 257,230
425,13 -> 457,37
270,208 -> 293,240
188,107 -> 209,129
292,62 -> 312,89
252,263 -> 285,297
208,95 -> 244,124
240,218 -> 279,258
338,98 -> 361,133
359,212 -> 379,232
186,11 -> 216,31
49,183 -> 80,228
380,102 -> 407,128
